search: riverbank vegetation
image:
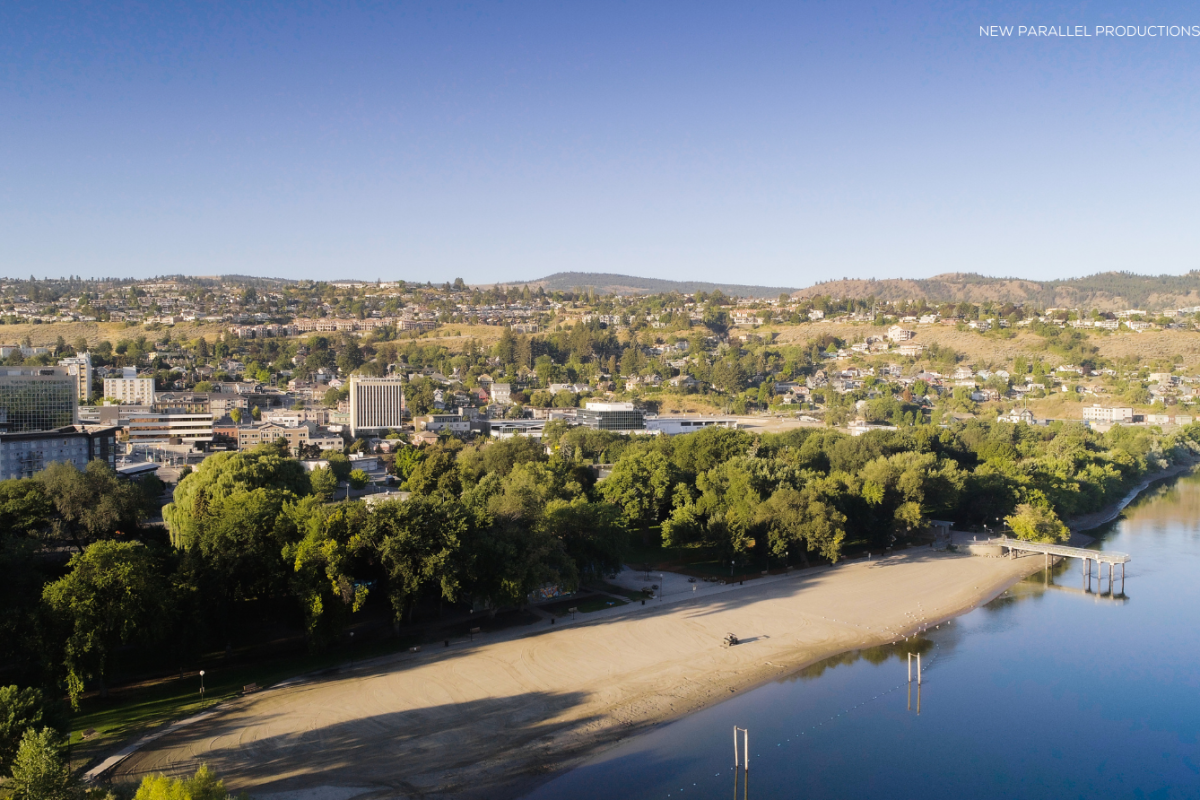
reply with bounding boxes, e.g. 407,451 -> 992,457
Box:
1,418 -> 1198,786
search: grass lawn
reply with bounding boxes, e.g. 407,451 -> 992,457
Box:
590,581 -> 649,602
539,593 -> 627,617
67,633 -> 416,773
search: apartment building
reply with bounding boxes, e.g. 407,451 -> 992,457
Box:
236,421 -> 342,451
0,425 -> 119,480
104,376 -> 156,405
57,354 -> 94,402
1081,405 -> 1135,424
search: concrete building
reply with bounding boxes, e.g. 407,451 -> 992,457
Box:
0,345 -> 50,358
57,354 -> 94,402
423,413 -> 472,434
104,376 -> 156,406
0,367 -> 78,433
349,375 -> 406,437
152,392 -> 212,414
1082,405 -> 1135,424
0,425 -> 119,480
645,417 -> 738,435
236,421 -> 343,452
81,405 -> 214,444
577,401 -> 645,431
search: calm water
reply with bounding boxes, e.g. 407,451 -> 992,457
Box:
525,472 -> 1200,800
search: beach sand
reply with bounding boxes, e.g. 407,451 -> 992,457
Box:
114,548 -> 1045,799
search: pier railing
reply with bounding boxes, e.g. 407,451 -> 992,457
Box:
993,536 -> 1130,564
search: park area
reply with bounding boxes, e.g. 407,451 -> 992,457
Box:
105,547 -> 1043,799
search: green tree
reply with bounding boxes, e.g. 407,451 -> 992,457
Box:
41,541 -> 170,704
757,487 -> 846,565
392,447 -> 425,485
368,497 -> 469,624
406,447 -> 462,499
188,488 -> 292,637
348,469 -> 369,490
309,467 -> 338,501
542,498 -> 627,580
7,727 -> 74,800
325,451 -> 352,481
599,450 -> 675,528
163,446 -> 311,549
133,764 -> 245,800
0,686 -> 52,773
36,461 -> 147,550
0,479 -> 52,539
1005,503 -> 1070,543
281,499 -> 370,648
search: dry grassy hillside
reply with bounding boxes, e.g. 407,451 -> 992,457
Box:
790,273 -> 1200,312
0,321 -> 228,348
769,321 -> 1200,371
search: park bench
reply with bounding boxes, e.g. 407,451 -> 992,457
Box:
242,683 -> 260,694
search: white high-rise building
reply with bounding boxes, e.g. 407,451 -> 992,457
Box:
57,353 -> 93,402
349,375 -> 406,437
104,376 -> 156,406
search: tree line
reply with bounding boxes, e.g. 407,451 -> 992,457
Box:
2,418 -> 1198,793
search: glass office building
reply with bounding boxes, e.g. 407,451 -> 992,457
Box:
0,368 -> 78,433
577,401 -> 645,431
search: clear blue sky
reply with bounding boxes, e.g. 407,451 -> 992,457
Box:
2,1 -> 1198,286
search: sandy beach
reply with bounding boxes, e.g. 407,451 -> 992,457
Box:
113,548 -> 1047,800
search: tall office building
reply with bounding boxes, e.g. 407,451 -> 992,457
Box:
104,376 -> 156,405
349,375 -> 406,437
57,353 -> 94,402
0,367 -> 79,433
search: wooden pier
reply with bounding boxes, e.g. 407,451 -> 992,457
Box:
994,536 -> 1130,594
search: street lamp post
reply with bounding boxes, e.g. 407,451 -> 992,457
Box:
199,670 -> 205,700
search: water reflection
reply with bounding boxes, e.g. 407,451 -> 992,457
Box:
524,469 -> 1200,800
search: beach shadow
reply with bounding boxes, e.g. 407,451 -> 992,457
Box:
116,690 -> 594,797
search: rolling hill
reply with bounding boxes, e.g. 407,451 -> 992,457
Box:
507,270 -> 1200,310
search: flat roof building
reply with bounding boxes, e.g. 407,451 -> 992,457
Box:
577,401 -> 645,431
349,375 -> 406,438
104,377 -> 156,406
0,425 -> 118,480
0,367 -> 78,434
57,354 -> 94,402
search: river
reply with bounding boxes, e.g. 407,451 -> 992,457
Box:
523,471 -> 1200,799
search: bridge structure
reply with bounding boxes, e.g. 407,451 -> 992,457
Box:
994,536 -> 1130,595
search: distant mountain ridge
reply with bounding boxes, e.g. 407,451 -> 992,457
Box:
510,270 -> 1200,311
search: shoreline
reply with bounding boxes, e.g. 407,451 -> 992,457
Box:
1065,458 -> 1198,534
105,461 -> 1200,800
115,549 -> 1049,800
